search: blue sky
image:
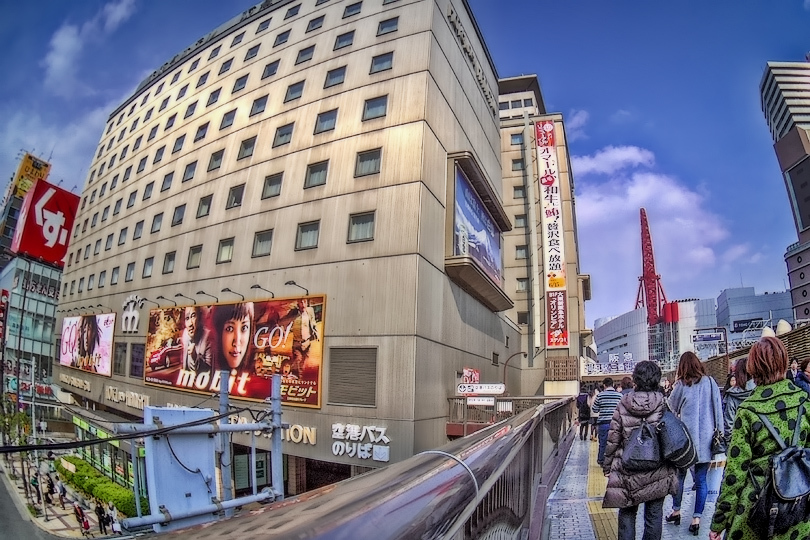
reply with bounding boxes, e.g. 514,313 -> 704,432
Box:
0,0 -> 807,328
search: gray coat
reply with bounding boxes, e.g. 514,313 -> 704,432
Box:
668,376 -> 723,463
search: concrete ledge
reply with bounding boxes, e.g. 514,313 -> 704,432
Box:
529,427 -> 575,540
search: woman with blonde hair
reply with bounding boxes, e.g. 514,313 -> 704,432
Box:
710,337 -> 810,539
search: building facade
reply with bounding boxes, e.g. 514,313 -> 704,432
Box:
53,0 -> 588,496
716,286 -> 793,350
760,59 -> 810,320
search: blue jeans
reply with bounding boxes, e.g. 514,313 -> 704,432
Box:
618,497 -> 663,540
673,462 -> 710,517
597,422 -> 610,464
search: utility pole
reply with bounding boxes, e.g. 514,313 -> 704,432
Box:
219,370 -> 233,517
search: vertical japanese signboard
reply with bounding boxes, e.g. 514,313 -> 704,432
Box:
12,153 -> 51,199
535,120 -> 569,348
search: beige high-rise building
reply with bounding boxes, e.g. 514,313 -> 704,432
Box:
54,0 -> 588,496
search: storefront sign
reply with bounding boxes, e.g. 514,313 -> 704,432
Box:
227,413 -> 317,445
121,295 -> 142,333
331,423 -> 390,462
446,4 -> 497,117
105,386 -> 150,410
59,372 -> 91,392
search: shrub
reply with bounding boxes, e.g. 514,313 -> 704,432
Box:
54,455 -> 150,517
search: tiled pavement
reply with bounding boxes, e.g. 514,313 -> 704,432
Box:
545,437 -> 718,540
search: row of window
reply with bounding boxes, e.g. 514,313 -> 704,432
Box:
65,210 -> 376,297
94,5 -> 400,181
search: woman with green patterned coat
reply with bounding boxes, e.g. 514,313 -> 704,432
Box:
709,336 -> 810,540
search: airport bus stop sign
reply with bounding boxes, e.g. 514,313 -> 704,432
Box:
456,383 -> 506,395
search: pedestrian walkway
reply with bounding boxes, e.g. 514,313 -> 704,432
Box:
0,453 -> 107,538
545,437 -> 718,540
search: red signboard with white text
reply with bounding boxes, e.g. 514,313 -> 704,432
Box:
11,179 -> 79,268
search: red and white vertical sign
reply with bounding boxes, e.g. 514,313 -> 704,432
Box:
535,120 -> 569,349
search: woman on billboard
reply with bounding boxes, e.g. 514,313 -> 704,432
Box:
78,315 -> 100,371
210,302 -> 256,374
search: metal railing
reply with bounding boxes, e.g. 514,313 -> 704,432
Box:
164,396 -> 576,539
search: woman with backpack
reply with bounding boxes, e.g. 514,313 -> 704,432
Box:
709,337 -> 810,540
576,384 -> 591,440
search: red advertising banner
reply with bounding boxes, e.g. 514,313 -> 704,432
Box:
144,296 -> 325,408
546,291 -> 569,348
59,314 -> 117,376
11,179 -> 79,268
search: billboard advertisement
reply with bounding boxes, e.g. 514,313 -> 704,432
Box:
11,179 -> 80,268
60,314 -> 116,376
536,120 -> 569,349
12,153 -> 51,198
144,296 -> 325,408
453,165 -> 502,286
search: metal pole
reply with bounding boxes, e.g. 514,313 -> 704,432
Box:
219,370 -> 233,516
31,363 -> 47,521
251,431 -> 257,496
14,258 -> 30,414
131,447 -> 142,517
269,374 -> 283,501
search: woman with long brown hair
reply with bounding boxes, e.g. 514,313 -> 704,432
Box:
210,302 -> 255,373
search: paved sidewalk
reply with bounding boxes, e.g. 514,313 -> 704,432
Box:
545,437 -> 718,540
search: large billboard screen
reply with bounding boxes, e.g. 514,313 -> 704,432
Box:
12,153 -> 51,199
59,314 -> 116,376
144,296 -> 325,408
453,165 -> 502,286
11,179 -> 79,268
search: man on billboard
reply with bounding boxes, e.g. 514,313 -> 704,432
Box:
182,306 -> 212,373
284,298 -> 319,379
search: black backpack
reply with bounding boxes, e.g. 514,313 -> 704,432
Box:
576,394 -> 590,418
748,401 -> 810,538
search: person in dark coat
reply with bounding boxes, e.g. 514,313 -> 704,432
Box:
95,499 -> 108,535
722,357 -> 755,444
603,361 -> 678,540
576,384 -> 591,440
794,357 -> 810,394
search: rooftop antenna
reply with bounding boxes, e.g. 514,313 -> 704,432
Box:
48,144 -> 55,161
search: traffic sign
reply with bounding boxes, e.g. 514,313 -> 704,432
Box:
456,383 -> 506,395
692,332 -> 724,343
467,396 -> 495,406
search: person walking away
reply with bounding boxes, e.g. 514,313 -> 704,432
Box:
55,475 -> 66,509
576,384 -> 591,440
666,351 -> 723,536
74,502 -> 85,532
794,357 -> 810,394
722,357 -> 755,444
603,361 -> 678,540
108,501 -> 122,534
710,336 -> 810,540
95,499 -> 108,535
588,386 -> 600,440
592,377 -> 622,466
620,376 -> 633,395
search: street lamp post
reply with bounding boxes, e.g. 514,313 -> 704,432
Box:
502,351 -> 527,389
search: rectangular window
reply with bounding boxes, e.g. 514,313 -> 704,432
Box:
250,95 -> 268,116
94,239 -> 101,254
117,128 -> 125,142
296,221 -> 320,250
362,95 -> 388,120
189,58 -> 200,72
370,52 -> 393,74
130,119 -> 138,132
100,183 -> 108,197
252,229 -> 273,257
148,125 -> 158,141
511,100 -> 521,108
123,166 -> 132,182
118,227 -> 128,245
273,123 -> 294,147
207,88 -> 220,106
197,71 -> 209,88
83,244 -> 90,259
208,149 -> 224,171
195,122 -> 209,141
159,97 -> 169,111
220,109 -> 236,129
514,186 -> 526,199
125,262 -> 135,282
232,74 -> 249,93
217,238 -> 234,263
256,18 -> 271,33
163,251 -> 176,274
514,214 -> 527,228
231,32 -> 244,47
304,160 -> 328,188
262,173 -> 283,199
120,144 -> 128,159
306,15 -> 324,32
524,98 -> 533,107
184,101 -> 197,118
516,278 -> 528,292
295,45 -> 315,65
197,194 -> 212,217
187,245 -> 203,269
243,44 -> 260,63
130,343 -> 145,378
98,163 -> 106,176
218,59 -> 233,75
334,31 -> 354,50
133,221 -> 143,239
110,266 -> 119,285
91,212 -> 98,227
227,184 -> 245,208
102,206 -> 109,221
143,181 -> 154,200
183,161 -> 197,182
133,135 -> 143,150
324,66 -> 346,88
344,2 -> 362,17
348,211 -> 375,242
107,138 -> 114,150
355,148 -> 381,176
105,234 -> 113,250
161,172 -> 173,192
98,270 -> 106,288
314,109 -> 337,133
127,191 -> 137,207
177,84 -> 188,99
274,29 -> 290,47
78,277 -> 84,293
172,204 -> 186,226
238,136 -> 256,159
153,145 -> 165,164
511,133 -> 524,145
165,113 -> 177,130
144,108 -> 153,122
208,45 -> 221,60
151,213 -> 163,233
172,134 -> 185,153
142,257 -> 154,278
285,4 -> 300,18
261,60 -> 280,79
512,159 -> 525,171
377,17 -> 398,35
171,71 -> 181,84
284,81 -> 304,102
517,311 -> 529,325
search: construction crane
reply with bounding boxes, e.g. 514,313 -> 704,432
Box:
635,208 -> 668,326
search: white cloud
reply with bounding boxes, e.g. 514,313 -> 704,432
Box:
565,109 -> 589,142
572,145 -> 655,176
610,109 -> 633,123
42,0 -> 137,98
805,0 -> 810,11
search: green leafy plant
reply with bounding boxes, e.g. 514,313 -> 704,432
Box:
55,455 -> 150,517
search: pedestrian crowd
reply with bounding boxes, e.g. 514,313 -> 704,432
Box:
575,335 -> 810,540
